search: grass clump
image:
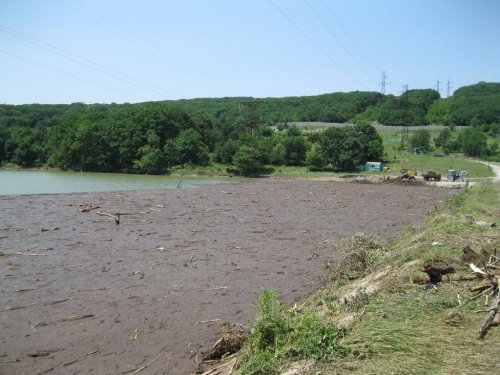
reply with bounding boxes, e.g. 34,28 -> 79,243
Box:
236,290 -> 349,375
327,234 -> 388,282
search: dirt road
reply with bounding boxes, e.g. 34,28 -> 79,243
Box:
0,179 -> 455,374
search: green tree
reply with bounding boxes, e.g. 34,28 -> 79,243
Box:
233,145 -> 262,176
318,124 -> 383,171
426,99 -> 451,125
133,131 -> 166,173
283,129 -> 309,166
164,128 -> 209,166
319,127 -> 361,171
353,123 -> 384,161
411,129 -> 431,151
434,128 -> 452,149
449,82 -> 500,126
457,128 -> 489,157
214,139 -> 241,164
270,143 -> 286,165
0,124 -> 6,162
306,144 -> 325,171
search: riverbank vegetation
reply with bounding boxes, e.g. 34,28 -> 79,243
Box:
215,182 -> 499,374
0,82 -> 499,175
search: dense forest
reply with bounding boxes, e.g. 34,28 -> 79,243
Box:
0,82 -> 498,174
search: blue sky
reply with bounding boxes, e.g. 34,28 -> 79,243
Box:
1,0 -> 499,104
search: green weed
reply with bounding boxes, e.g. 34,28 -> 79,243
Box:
237,291 -> 349,374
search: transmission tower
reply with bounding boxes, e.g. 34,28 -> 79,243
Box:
435,79 -> 442,95
446,78 -> 453,98
380,71 -> 389,94
400,90 -> 410,148
239,101 -> 261,135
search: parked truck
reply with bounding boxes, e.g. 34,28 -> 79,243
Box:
422,171 -> 441,181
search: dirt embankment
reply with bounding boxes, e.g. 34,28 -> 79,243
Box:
0,180 -> 456,374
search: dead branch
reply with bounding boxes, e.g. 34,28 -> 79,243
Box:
492,312 -> 500,326
444,274 -> 479,282
0,358 -> 20,363
478,288 -> 499,339
28,351 -> 51,357
128,352 -> 162,375
63,350 -> 100,367
128,328 -> 143,342
198,319 -> 221,324
0,302 -> 39,312
36,368 -> 53,375
79,204 -> 100,212
96,211 -> 142,224
469,263 -> 486,275
45,299 -> 69,305
470,283 -> 495,293
465,287 -> 493,303
0,252 -> 47,256
96,211 -> 120,224
60,314 -> 94,322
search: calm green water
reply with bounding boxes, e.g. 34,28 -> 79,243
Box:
0,170 -> 237,195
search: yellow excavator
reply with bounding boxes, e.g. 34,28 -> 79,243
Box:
399,168 -> 417,180
382,165 -> 417,180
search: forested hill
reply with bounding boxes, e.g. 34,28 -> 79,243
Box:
0,82 -> 499,172
172,91 -> 384,124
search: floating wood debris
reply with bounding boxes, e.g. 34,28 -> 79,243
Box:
60,314 -> 94,322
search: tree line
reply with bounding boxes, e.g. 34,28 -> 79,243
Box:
0,81 -> 498,174
0,101 -> 383,175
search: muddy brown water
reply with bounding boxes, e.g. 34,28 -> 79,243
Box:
0,179 -> 455,374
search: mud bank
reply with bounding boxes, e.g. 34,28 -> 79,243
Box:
0,179 -> 455,374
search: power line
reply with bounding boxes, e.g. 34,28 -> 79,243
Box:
269,0 -> 368,90
303,0 -> 377,84
319,0 -> 380,72
446,78 -> 453,98
0,49 -> 145,101
0,24 -> 182,99
60,0 -> 234,95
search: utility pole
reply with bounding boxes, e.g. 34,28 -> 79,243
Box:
446,78 -> 453,98
239,101 -> 261,135
435,79 -> 442,95
401,91 -> 410,148
380,71 -> 389,94
401,84 -> 409,93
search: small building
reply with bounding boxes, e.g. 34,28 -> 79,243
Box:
364,162 -> 384,172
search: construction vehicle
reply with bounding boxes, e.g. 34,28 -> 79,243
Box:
422,171 -> 441,181
399,168 -> 417,180
447,169 -> 468,182
382,164 -> 402,180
